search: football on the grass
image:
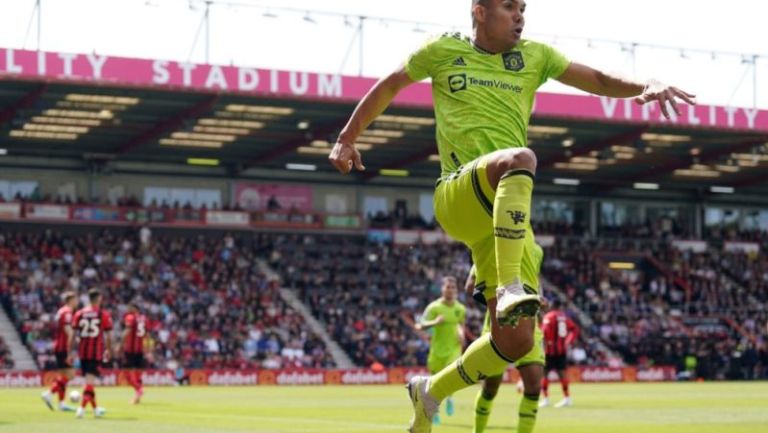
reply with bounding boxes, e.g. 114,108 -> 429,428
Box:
69,390 -> 81,403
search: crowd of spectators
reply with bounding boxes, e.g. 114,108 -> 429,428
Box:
705,226 -> 768,245
663,245 -> 768,379
266,233 -> 480,368
367,210 -> 437,230
597,217 -> 692,239
0,189 -> 247,212
0,229 -> 334,371
0,336 -> 13,369
1,220 -> 767,379
542,234 -> 768,380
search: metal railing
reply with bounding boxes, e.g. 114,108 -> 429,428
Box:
9,0 -> 767,109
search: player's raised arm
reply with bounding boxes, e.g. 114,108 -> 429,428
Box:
329,66 -> 416,174
556,62 -> 696,119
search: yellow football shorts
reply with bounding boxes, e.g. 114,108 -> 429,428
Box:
434,154 -> 542,301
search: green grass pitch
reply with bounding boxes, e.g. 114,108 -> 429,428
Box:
1,382 -> 767,433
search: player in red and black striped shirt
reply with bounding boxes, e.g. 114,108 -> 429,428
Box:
71,289 -> 113,418
539,299 -> 579,408
120,302 -> 148,404
41,291 -> 78,412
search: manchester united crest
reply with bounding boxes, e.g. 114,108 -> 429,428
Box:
502,51 -> 525,72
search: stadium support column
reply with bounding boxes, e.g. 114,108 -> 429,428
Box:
36,0 -> 42,51
589,199 -> 598,237
752,55 -> 758,109
358,16 -> 365,77
225,178 -> 233,210
355,187 -> 363,222
22,0 -> 43,51
204,0 -> 211,64
694,203 -> 703,239
88,168 -> 97,204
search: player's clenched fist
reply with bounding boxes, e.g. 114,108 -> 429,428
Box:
329,141 -> 365,174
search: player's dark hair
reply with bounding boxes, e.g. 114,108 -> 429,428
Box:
472,0 -> 492,27
551,298 -> 562,309
88,288 -> 101,303
62,291 -> 76,303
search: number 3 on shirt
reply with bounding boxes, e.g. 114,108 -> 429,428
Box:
79,318 -> 101,338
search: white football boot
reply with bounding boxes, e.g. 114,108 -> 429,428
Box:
406,376 -> 439,433
495,280 -> 541,327
41,391 -> 54,411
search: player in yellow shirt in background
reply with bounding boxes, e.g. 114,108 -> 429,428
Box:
415,276 -> 466,425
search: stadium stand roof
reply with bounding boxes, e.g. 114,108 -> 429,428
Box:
1,48 -> 767,195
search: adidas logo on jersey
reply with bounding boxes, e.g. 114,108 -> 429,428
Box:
452,57 -> 467,66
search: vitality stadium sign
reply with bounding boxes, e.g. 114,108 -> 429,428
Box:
2,48 -> 766,132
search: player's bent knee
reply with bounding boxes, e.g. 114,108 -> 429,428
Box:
519,365 -> 543,394
513,148 -> 537,172
523,382 -> 541,396
495,148 -> 537,172
486,148 -> 538,187
491,332 -> 534,360
483,377 -> 503,398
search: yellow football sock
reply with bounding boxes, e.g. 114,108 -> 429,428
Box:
427,334 -> 512,401
517,393 -> 539,433
473,389 -> 496,433
493,170 -> 533,287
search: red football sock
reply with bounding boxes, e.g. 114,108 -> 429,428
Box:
134,371 -> 143,392
56,377 -> 69,402
561,377 -> 570,397
83,385 -> 97,409
49,378 -> 60,395
541,377 -> 550,397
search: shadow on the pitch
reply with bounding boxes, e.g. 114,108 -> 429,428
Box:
96,417 -> 139,421
132,402 -> 172,407
440,424 -> 506,430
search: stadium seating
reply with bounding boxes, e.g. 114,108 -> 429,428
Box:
0,336 -> 12,369
266,233 -> 478,367
1,223 -> 766,379
542,235 -> 767,379
0,229 -> 334,370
